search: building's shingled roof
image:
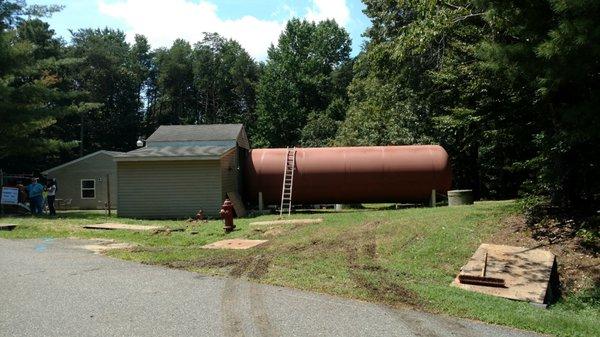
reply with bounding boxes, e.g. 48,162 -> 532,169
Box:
103,151 -> 124,156
146,124 -> 243,142
43,150 -> 123,174
115,145 -> 235,160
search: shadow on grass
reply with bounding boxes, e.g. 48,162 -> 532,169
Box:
291,203 -> 427,214
0,212 -> 113,221
54,212 -> 113,220
555,278 -> 600,311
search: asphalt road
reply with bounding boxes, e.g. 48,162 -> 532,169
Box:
0,238 -> 542,337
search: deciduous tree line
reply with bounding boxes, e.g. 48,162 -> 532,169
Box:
1,0 -> 599,216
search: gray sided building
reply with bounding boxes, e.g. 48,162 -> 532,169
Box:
115,124 -> 249,219
42,151 -> 122,209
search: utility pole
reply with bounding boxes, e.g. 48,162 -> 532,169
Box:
80,111 -> 84,157
106,174 -> 111,216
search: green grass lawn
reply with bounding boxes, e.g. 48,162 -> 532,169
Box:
1,201 -> 598,336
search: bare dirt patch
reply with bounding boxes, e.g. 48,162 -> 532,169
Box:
492,214 -> 600,294
351,272 -> 420,307
79,239 -> 137,254
252,226 -> 285,237
168,253 -> 273,280
341,221 -> 420,307
166,219 -> 419,306
232,254 -> 272,279
263,227 -> 284,237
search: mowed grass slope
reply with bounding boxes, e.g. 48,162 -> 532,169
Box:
1,201 -> 598,336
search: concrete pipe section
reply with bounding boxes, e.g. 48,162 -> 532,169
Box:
447,189 -> 474,206
245,145 -> 452,205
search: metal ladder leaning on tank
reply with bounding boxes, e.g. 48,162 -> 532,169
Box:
279,147 -> 296,216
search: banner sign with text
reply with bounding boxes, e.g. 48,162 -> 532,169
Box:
1,187 -> 19,205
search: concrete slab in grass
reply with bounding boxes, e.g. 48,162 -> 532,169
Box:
83,223 -> 164,231
250,218 -> 323,226
202,239 -> 268,250
453,243 -> 556,304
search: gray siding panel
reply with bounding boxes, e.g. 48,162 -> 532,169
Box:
46,152 -> 118,209
117,160 -> 222,218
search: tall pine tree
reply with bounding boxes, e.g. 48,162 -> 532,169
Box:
0,1 -> 82,172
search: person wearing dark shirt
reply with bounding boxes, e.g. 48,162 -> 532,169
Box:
27,178 -> 44,215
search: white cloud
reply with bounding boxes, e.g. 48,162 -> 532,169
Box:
97,0 -> 351,60
305,0 -> 350,26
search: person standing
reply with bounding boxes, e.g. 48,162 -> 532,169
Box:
16,183 -> 27,204
42,185 -> 48,213
46,179 -> 57,216
27,178 -> 44,215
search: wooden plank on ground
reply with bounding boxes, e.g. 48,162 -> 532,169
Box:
202,239 -> 268,250
226,191 -> 246,217
83,223 -> 164,231
452,243 -> 556,304
0,224 -> 17,231
250,218 -> 323,226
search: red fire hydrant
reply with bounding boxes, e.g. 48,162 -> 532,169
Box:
220,198 -> 235,233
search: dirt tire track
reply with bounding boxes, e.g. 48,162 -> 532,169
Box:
249,283 -> 281,337
345,221 -> 420,307
221,278 -> 245,337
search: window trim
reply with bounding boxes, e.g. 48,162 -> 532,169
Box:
81,179 -> 96,199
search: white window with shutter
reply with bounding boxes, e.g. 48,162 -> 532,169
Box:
81,179 -> 96,199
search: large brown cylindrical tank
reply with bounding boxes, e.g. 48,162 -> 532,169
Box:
244,145 -> 452,205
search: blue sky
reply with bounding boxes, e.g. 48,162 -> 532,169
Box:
29,0 -> 371,60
